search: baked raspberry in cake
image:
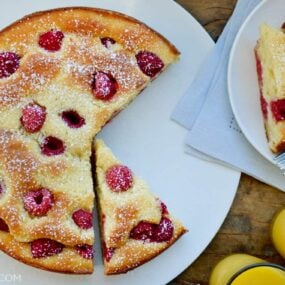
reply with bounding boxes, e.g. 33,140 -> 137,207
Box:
255,24 -> 285,153
0,7 -> 180,273
94,140 -> 187,275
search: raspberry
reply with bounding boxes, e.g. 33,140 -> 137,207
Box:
75,244 -> 94,259
41,136 -> 65,156
61,110 -> 85,128
152,217 -> 174,242
136,51 -> 164,77
103,242 -> 115,262
130,218 -> 174,243
0,52 -> 20,79
105,165 -> 133,192
31,238 -> 64,258
101,214 -> 106,228
23,188 -> 54,216
72,209 -> 93,229
129,221 -> 155,242
92,71 -> 118,101
255,52 -> 267,119
271,99 -> 285,121
0,218 -> 9,232
260,96 -> 268,119
38,30 -> 64,52
21,103 -> 46,133
0,181 -> 4,195
255,51 -> 263,86
160,201 -> 169,216
100,37 -> 116,48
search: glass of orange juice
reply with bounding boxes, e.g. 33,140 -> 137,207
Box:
228,263 -> 285,285
209,254 -> 285,285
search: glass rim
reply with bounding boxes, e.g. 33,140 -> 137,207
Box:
227,262 -> 285,285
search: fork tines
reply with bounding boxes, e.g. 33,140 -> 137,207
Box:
274,152 -> 285,171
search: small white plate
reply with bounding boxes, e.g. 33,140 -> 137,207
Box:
0,1 -> 241,285
228,0 -> 284,163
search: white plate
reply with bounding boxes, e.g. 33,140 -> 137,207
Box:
0,1 -> 240,284
228,0 -> 284,163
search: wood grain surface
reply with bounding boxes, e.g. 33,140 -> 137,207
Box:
169,1 -> 285,284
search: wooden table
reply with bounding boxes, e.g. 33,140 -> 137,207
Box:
168,1 -> 285,284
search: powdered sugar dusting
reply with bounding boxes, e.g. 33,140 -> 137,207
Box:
0,6 -> 176,273
63,37 -> 147,92
0,54 -> 60,106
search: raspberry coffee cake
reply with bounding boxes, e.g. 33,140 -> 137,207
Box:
94,140 -> 187,274
0,7 -> 180,273
255,24 -> 285,153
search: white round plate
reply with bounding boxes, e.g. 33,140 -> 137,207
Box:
0,1 -> 240,284
228,0 -> 284,163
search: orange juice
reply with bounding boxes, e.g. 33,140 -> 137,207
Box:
230,265 -> 285,285
209,254 -> 264,285
272,209 -> 285,258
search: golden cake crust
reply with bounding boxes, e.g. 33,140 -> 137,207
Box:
0,231 -> 93,274
0,7 -> 179,58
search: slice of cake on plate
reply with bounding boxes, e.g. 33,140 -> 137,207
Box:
255,24 -> 285,153
94,140 -> 187,274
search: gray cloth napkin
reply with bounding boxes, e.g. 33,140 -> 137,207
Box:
172,0 -> 285,191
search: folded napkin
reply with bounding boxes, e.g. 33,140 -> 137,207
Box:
172,0 -> 285,191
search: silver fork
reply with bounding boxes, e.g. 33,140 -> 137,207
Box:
274,152 -> 285,171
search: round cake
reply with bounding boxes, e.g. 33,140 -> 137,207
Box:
0,7 -> 180,274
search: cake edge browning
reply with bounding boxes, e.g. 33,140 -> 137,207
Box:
105,223 -> 187,275
0,231 -> 93,274
255,24 -> 285,153
0,6 -> 180,58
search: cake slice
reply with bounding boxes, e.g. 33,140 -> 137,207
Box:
94,140 -> 187,274
255,24 -> 285,153
0,130 -> 94,274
